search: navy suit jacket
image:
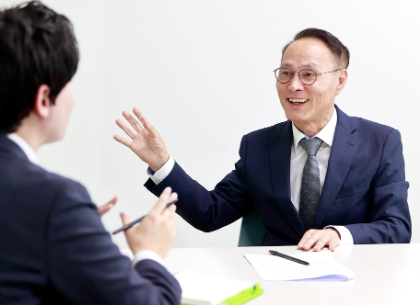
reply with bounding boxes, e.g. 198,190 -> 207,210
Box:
0,135 -> 181,304
146,106 -> 411,245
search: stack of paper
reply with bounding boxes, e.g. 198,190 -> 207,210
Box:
244,251 -> 355,281
174,270 -> 263,305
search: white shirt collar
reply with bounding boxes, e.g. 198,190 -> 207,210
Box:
7,133 -> 38,164
292,107 -> 337,150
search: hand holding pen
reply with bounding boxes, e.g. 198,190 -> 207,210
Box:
113,198 -> 178,234
119,187 -> 178,259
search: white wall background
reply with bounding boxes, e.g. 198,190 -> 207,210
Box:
2,0 -> 419,248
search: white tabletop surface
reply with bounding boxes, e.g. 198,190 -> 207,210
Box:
164,244 -> 420,305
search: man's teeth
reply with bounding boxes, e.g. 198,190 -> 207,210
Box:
289,99 -> 307,103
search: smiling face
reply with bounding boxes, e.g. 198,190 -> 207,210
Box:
276,37 -> 347,137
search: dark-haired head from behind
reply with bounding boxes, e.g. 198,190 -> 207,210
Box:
282,28 -> 350,69
0,0 -> 79,133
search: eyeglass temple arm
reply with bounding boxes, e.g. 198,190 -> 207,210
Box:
317,68 -> 342,75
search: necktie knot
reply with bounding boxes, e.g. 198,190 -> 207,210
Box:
299,137 -> 323,157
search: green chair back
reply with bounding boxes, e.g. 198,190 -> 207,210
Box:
238,209 -> 266,247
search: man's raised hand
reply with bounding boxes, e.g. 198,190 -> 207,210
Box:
114,108 -> 170,172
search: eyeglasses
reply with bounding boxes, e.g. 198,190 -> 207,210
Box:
274,67 -> 342,85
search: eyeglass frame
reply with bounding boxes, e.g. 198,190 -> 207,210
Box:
273,67 -> 343,85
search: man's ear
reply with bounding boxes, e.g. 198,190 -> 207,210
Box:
335,69 -> 348,96
33,84 -> 52,118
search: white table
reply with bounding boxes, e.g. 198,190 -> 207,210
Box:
164,244 -> 420,305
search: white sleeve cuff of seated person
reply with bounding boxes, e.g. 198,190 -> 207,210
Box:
147,156 -> 175,185
324,225 -> 354,245
133,250 -> 165,267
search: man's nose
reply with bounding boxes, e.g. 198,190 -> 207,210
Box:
288,73 -> 304,91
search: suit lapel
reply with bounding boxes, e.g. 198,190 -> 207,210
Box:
269,122 -> 306,236
312,106 -> 361,228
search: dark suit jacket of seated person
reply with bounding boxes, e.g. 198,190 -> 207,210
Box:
142,29 -> 411,247
0,2 -> 180,304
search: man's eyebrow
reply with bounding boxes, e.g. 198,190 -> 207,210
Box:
280,63 -> 320,68
302,63 -> 319,68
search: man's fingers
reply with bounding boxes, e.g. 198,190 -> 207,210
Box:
301,238 -> 317,251
133,108 -> 157,136
164,192 -> 178,212
113,135 -> 132,148
120,212 -> 135,240
298,230 -> 314,248
313,237 -> 328,252
326,230 -> 340,252
150,187 -> 172,214
133,108 -> 147,129
314,234 -> 339,252
115,118 -> 138,139
98,195 -> 118,217
161,197 -> 177,219
98,204 -> 112,216
123,110 -> 144,133
299,230 -> 324,251
108,195 -> 118,206
300,229 -> 341,252
169,204 -> 177,216
120,212 -> 132,226
164,205 -> 177,237
167,207 -> 177,235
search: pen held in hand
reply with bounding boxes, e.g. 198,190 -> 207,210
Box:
112,199 -> 178,235
268,250 -> 310,266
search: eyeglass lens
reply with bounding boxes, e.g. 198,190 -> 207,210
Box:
275,68 -> 316,85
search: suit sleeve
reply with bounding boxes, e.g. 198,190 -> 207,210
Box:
46,181 -> 181,305
145,136 -> 253,232
345,129 -> 412,243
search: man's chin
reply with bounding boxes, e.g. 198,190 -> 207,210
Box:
284,111 -> 307,124
46,132 -> 66,145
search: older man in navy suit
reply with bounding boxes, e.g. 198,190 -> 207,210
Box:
115,28 -> 411,251
0,2 -> 181,304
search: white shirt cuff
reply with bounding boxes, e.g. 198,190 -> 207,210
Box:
324,225 -> 354,245
132,250 -> 164,266
147,156 -> 175,185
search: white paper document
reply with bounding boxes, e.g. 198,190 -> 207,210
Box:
174,270 -> 256,305
244,251 -> 355,281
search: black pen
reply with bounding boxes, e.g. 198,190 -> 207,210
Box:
112,199 -> 178,235
269,250 -> 310,266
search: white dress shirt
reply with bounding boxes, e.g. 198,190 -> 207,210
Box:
7,133 -> 39,164
149,109 -> 354,245
7,133 -> 163,266
290,109 -> 353,245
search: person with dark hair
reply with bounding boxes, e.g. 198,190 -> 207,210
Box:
282,28 -> 350,69
0,2 -> 181,304
115,28 -> 411,250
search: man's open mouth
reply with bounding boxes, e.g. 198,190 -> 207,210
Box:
288,98 -> 307,105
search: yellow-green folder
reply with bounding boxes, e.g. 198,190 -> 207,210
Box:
219,284 -> 263,305
176,271 -> 264,305
182,284 -> 263,305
